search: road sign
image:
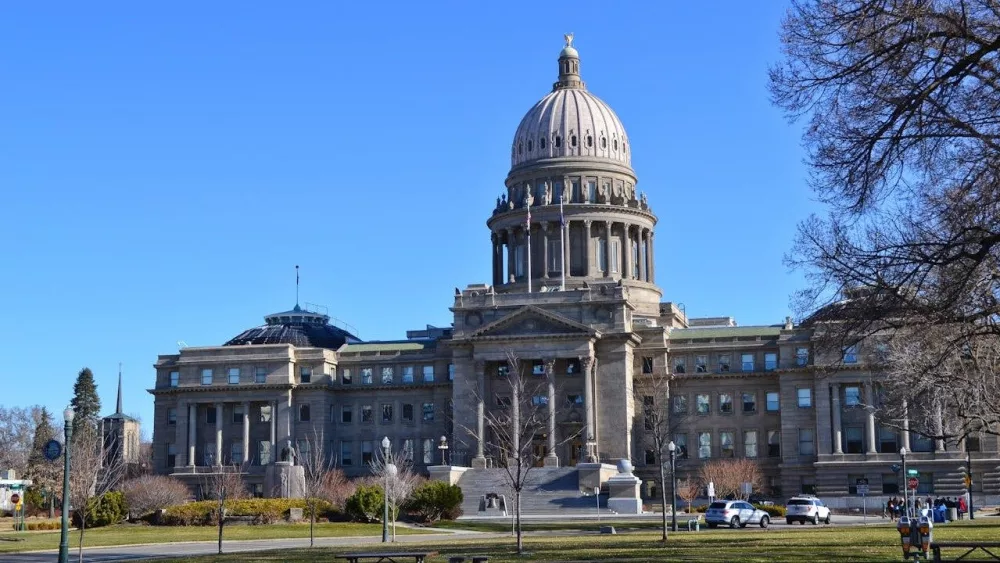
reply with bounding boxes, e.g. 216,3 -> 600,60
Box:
908,477 -> 919,490
857,485 -> 870,496
907,469 -> 919,477
10,493 -> 20,505
43,439 -> 62,461
855,478 -> 869,486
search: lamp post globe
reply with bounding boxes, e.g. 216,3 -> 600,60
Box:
381,437 -> 390,543
438,435 -> 448,465
58,406 -> 75,563
667,441 -> 677,533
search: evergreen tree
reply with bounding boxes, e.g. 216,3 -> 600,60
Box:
26,407 -> 60,514
71,367 -> 101,432
27,407 -> 55,469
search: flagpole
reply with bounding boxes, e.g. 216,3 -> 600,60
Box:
560,195 -> 567,291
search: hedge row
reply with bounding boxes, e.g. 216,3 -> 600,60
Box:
691,503 -> 786,517
17,521 -> 62,530
160,498 -> 335,526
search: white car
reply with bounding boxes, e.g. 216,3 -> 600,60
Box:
705,500 -> 771,529
785,496 -> 831,525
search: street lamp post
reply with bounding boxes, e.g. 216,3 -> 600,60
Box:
438,435 -> 448,466
381,437 -> 390,543
58,406 -> 75,563
966,451 -> 975,520
668,441 -> 678,532
900,447 -> 908,518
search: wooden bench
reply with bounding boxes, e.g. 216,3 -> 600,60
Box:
930,542 -> 1000,562
338,551 -> 439,563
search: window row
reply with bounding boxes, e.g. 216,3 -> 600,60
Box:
670,389 -> 813,415
167,404 -> 275,426
336,402 -> 436,424
341,364 -> 454,385
671,350 -> 808,374
664,429 -> 782,462
494,358 -> 584,378
339,437 -> 441,467
516,135 -> 626,156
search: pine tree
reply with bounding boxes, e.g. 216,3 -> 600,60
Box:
71,367 -> 101,432
27,407 -> 55,469
26,407 -> 60,515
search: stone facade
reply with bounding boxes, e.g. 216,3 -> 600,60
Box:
149,37 -> 1000,500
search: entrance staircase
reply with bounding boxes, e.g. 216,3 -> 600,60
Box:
456,467 -> 605,517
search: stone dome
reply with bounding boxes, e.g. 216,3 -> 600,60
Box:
510,37 -> 631,170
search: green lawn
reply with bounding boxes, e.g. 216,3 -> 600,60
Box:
149,520 -> 1000,563
0,522 -> 430,553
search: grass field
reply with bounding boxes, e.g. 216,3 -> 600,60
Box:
148,520 -> 1000,563
0,522 -> 430,553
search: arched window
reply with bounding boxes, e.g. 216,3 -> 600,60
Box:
613,139 -> 619,151
555,136 -> 562,148
540,137 -> 546,149
299,405 -> 311,422
601,137 -> 607,149
586,135 -> 593,147
571,135 -> 577,147
518,142 -> 523,155
527,140 -> 533,151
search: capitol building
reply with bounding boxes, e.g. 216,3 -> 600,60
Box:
150,37 -> 998,503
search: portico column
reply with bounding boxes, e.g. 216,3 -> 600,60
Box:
604,221 -> 612,276
831,383 -> 843,454
544,359 -> 559,467
473,360 -> 486,468
541,222 -> 550,278
175,400 -> 188,469
581,355 -> 596,462
649,231 -> 656,283
506,228 -> 515,283
214,402 -> 224,466
934,400 -> 945,452
491,233 -> 500,286
187,402 -> 197,467
242,401 -> 250,465
562,220 -> 571,277
623,225 -> 633,279
864,384 -> 877,454
639,229 -> 648,281
270,400 -> 277,465
901,401 -> 911,451
583,220 -> 593,276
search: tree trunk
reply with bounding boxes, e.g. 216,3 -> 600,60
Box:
217,496 -> 224,555
515,490 -> 523,554
659,463 -> 669,542
309,498 -> 315,548
49,495 -> 54,520
77,513 -> 86,563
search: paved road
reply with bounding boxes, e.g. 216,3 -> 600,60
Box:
3,530 -> 503,563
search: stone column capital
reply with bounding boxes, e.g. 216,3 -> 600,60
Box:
474,360 -> 486,373
544,358 -> 557,377
579,355 -> 595,370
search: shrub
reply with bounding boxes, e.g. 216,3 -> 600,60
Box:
23,521 -> 61,531
122,475 -> 191,519
693,504 -> 708,513
754,504 -> 786,517
344,485 -> 384,523
159,498 -> 335,526
405,481 -> 463,522
73,491 -> 127,528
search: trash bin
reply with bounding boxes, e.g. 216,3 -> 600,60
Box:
948,507 -> 958,521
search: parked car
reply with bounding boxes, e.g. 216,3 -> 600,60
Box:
705,500 -> 771,529
785,496 -> 831,525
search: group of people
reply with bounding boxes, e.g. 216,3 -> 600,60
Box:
885,495 -> 968,520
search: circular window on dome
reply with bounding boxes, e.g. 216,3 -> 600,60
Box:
586,135 -> 593,147
527,140 -> 533,152
571,135 -> 577,147
555,136 -> 562,148
601,137 -> 607,149
613,139 -> 619,151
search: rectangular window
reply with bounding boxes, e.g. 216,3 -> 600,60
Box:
744,430 -> 758,458
672,394 -> 687,414
645,449 -> 657,465
422,365 -> 434,382
362,441 -> 374,465
566,393 -> 583,406
496,395 -> 512,409
228,367 -> 241,384
741,353 -> 754,372
295,440 -> 311,462
767,430 -> 781,457
204,443 -> 215,466
402,439 -> 414,462
402,403 -> 414,422
719,393 -> 734,414
169,371 -> 179,387
532,395 -> 549,406
847,474 -> 864,495
201,369 -> 213,385
496,364 -> 509,378
916,473 -> 934,494
632,240 -> 640,278
801,480 -> 817,495
718,354 -> 731,373
259,404 -> 272,423
382,404 -> 393,423
298,367 -> 311,384
798,428 -> 815,455
587,180 -> 596,202
845,426 -> 863,453
422,403 -> 434,422
843,345 -> 858,364
515,244 -> 525,277
720,431 -> 735,458
531,360 -> 545,376
448,363 -> 455,381
674,433 -> 688,459
566,358 -> 580,375
610,240 -> 620,273
879,427 -> 898,453
341,441 -> 353,466
362,368 -> 373,385
299,405 -> 311,422
966,435 -> 982,452
166,444 -> 176,467
548,238 -> 562,272
766,391 -> 780,412
696,394 -> 710,414
695,355 -> 708,373
343,368 -> 352,384
341,406 -> 352,424
258,440 -> 272,465
232,405 -> 244,424
742,392 -> 757,413
423,438 -> 434,464
673,357 -> 686,374
255,366 -> 267,384
206,407 -> 216,424
231,441 -> 244,464
361,405 -> 373,423
844,386 -> 861,407
643,395 -> 655,430
764,352 -> 778,371
641,357 -> 654,374
795,347 -> 809,366
401,366 -> 414,383
797,388 -> 813,408
381,366 -> 394,384
596,240 -> 607,272
882,474 -> 900,494
698,432 -> 712,459
252,483 -> 264,498
167,408 -> 176,425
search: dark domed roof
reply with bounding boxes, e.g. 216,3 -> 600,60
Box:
224,304 -> 362,349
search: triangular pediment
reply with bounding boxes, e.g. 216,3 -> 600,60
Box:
469,306 -> 599,339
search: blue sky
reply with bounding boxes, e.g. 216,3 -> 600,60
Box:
0,1 -> 813,430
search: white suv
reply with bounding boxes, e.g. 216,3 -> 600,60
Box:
785,496 -> 831,525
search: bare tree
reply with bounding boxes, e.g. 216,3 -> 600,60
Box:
770,0 -> 1000,438
200,464 -> 248,555
464,351 -> 561,555
698,459 -> 764,502
0,406 -> 38,477
635,370 -> 688,542
121,475 -> 190,520
676,478 -> 701,514
69,423 -> 126,563
296,429 -> 336,547
369,446 -> 422,541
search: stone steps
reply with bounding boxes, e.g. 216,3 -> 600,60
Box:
457,467 -> 608,516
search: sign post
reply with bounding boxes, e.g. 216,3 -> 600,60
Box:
856,479 -> 869,522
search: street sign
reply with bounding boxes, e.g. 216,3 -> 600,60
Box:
857,485 -> 870,495
10,493 -> 20,505
907,469 -> 919,477
855,478 -> 869,486
43,439 -> 62,461
908,477 -> 919,490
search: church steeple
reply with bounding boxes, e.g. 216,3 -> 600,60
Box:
116,362 -> 123,415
